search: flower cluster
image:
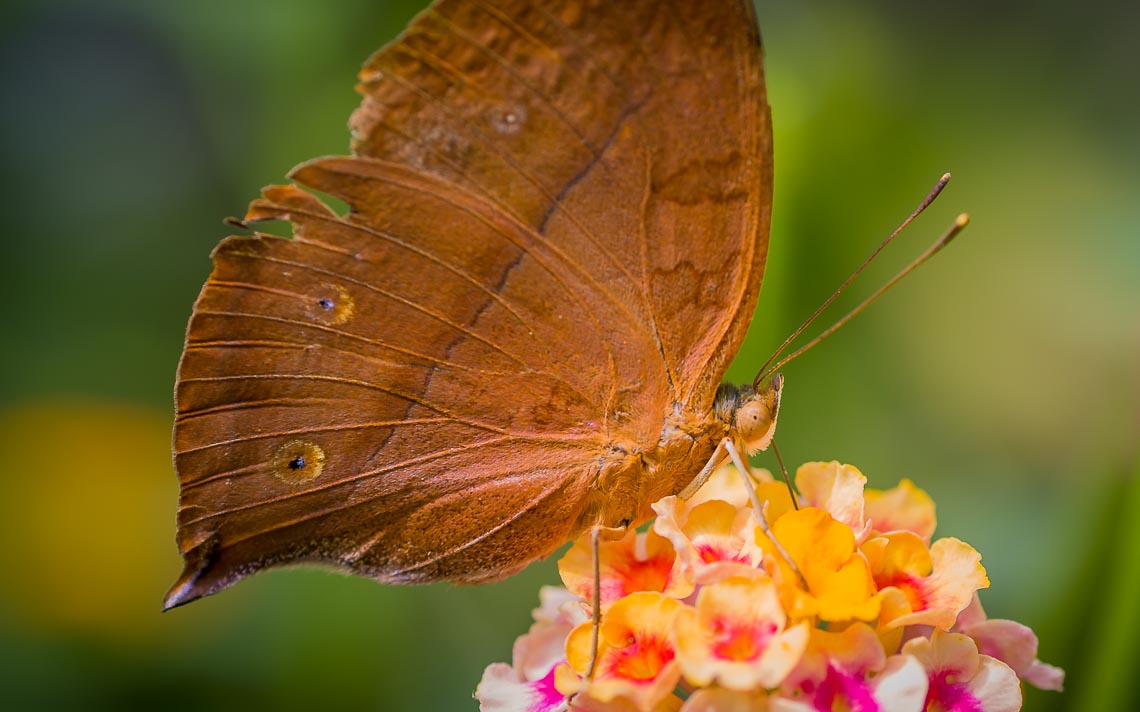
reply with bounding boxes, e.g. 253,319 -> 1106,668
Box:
476,461 -> 1063,711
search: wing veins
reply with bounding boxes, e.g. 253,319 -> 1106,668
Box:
181,432 -> 513,494
175,417 -> 451,456
193,308 -> 476,373
208,279 -> 308,301
183,433 -> 591,526
178,461 -> 263,489
178,395 -> 346,422
190,308 -> 519,380
222,238 -> 606,408
374,53 -> 650,335
178,372 -> 601,444
221,251 -> 532,370
429,7 -> 597,156
521,2 -> 628,102
635,151 -> 676,391
193,303 -> 596,410
379,468 -> 573,574
325,159 -> 638,382
179,373 -> 508,435
275,204 -> 568,380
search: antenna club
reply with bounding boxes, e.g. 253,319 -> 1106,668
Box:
940,172 -> 952,184
937,215 -> 970,248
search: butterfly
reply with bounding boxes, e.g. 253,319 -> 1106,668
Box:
166,0 -> 779,609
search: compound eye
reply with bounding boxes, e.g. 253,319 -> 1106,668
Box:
736,400 -> 771,440
735,393 -> 780,455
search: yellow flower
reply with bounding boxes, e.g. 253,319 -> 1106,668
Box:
756,507 -> 881,623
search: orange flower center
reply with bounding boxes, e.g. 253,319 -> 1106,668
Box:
696,541 -> 747,564
878,573 -> 929,612
607,634 -> 675,681
614,556 -> 671,596
709,618 -> 777,661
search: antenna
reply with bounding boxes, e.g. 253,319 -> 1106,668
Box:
754,173 -> 959,388
757,213 -> 969,384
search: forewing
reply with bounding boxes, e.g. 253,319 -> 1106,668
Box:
351,0 -> 773,409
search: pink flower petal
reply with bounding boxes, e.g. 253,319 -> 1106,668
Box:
954,594 -> 1064,691
964,619 -> 1064,691
476,662 -> 566,712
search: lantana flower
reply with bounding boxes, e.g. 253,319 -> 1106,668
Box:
559,529 -> 693,610
652,496 -> 766,583
904,629 -> 1022,712
777,622 -> 928,712
559,592 -> 686,710
475,461 -> 1062,712
674,576 -> 810,690
863,532 -> 989,631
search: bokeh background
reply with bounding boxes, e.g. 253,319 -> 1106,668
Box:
1,0 -> 1136,709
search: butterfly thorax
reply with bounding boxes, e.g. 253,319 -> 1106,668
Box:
573,377 -> 782,537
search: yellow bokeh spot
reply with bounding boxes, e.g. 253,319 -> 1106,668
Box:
0,401 -> 224,644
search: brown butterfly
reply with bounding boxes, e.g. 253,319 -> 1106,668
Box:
166,0 -> 781,609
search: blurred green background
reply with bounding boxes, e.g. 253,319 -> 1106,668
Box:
1,0 -> 1136,709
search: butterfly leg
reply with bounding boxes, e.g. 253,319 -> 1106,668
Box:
585,525 -> 603,680
677,438 -> 730,500
579,520 -> 629,681
722,438 -> 807,588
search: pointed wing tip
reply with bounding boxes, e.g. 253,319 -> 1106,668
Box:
162,579 -> 200,612
162,556 -> 213,611
162,537 -> 222,611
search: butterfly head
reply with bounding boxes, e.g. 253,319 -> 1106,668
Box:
716,374 -> 783,456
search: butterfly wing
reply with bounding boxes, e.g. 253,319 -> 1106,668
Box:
168,0 -> 771,607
